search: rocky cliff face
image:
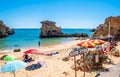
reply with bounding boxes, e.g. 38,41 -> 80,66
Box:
92,16 -> 120,40
0,20 -> 14,38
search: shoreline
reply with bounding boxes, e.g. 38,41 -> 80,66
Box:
0,38 -> 80,53
0,40 -> 120,77
0,37 -> 77,52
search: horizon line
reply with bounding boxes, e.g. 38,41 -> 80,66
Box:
13,27 -> 94,29
13,27 -> 93,29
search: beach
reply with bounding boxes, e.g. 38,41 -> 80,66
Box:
0,40 -> 120,77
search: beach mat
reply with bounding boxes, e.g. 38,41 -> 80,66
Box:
26,63 -> 41,71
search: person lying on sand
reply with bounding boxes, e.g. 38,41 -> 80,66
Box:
23,54 -> 34,62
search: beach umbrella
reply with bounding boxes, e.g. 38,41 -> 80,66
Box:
24,49 -> 43,54
77,41 -> 96,77
90,39 -> 105,45
1,60 -> 26,77
3,55 -> 16,61
77,41 -> 96,48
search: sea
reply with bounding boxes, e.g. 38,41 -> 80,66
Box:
0,28 -> 94,50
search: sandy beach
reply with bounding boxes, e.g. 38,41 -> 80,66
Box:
0,40 -> 120,77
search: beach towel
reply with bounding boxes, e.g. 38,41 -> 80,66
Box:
38,61 -> 47,67
50,52 -> 59,56
0,67 -> 1,72
25,63 -> 41,71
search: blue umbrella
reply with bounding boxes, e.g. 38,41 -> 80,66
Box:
1,60 -> 26,77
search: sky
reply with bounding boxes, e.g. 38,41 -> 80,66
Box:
0,0 -> 120,29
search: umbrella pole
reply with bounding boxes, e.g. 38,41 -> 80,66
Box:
83,53 -> 86,77
74,56 -> 77,77
13,72 -> 15,77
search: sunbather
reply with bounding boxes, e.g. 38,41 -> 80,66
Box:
23,54 -> 34,62
23,54 -> 29,60
24,57 -> 34,62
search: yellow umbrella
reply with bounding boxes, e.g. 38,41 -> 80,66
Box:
77,41 -> 96,48
90,39 -> 105,45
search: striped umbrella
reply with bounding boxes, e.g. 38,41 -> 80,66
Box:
77,41 -> 95,77
77,41 -> 96,48
90,39 -> 105,45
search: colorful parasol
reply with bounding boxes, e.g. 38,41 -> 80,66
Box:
90,39 -> 105,45
77,41 -> 96,77
1,60 -> 26,77
77,41 -> 96,48
24,49 -> 43,54
3,55 -> 16,61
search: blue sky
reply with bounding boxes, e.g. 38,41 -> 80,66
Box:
0,0 -> 120,28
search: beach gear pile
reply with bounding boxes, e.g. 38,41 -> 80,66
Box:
70,50 -> 108,71
69,40 -> 120,72
78,50 -> 108,71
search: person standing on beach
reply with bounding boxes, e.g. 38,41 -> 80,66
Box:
38,41 -> 40,47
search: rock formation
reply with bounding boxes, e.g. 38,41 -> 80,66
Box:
92,16 -> 120,40
0,20 -> 14,38
40,20 -> 88,38
40,20 -> 64,38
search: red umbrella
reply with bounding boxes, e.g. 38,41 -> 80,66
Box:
78,41 -> 96,48
90,39 -> 105,45
24,49 -> 43,54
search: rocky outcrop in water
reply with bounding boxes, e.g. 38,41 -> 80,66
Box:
0,20 -> 14,38
40,20 -> 88,38
40,20 -> 63,38
92,16 -> 120,40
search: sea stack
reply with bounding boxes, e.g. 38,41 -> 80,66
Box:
40,20 -> 88,38
0,20 -> 14,38
40,20 -> 64,38
92,16 -> 120,40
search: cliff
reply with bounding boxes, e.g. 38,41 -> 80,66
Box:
0,20 -> 14,38
40,20 -> 88,38
92,16 -> 120,40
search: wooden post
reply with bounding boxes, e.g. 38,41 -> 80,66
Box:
74,56 -> 77,77
83,53 -> 86,77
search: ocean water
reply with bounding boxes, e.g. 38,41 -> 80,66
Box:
0,28 -> 93,50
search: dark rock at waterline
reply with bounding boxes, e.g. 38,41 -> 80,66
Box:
0,20 -> 14,38
40,20 -> 88,38
14,49 -> 21,52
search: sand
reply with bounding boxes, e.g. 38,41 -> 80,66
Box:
0,40 -> 120,77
